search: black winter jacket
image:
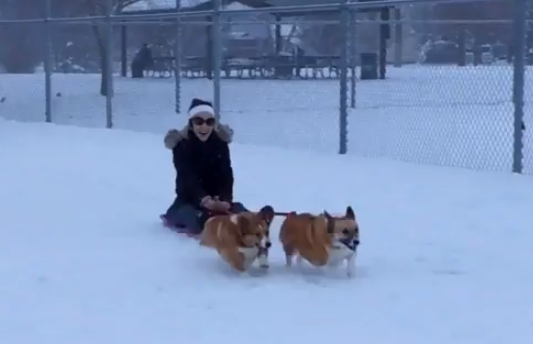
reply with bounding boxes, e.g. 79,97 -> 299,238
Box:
173,130 -> 234,207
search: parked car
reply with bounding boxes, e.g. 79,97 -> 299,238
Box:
421,40 -> 459,64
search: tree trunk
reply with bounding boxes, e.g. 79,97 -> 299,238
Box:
91,24 -> 108,97
100,48 -> 108,97
0,25 -> 41,73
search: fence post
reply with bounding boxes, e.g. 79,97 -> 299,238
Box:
339,0 -> 349,154
393,7 -> 402,68
120,24 -> 128,77
104,0 -> 114,129
512,0 -> 526,173
174,0 -> 182,114
349,6 -> 356,109
44,0 -> 52,123
212,0 -> 222,120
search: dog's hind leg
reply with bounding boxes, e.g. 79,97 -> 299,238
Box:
295,254 -> 304,268
282,244 -> 296,267
285,252 -> 294,267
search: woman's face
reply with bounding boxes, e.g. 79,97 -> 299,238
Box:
190,112 -> 216,141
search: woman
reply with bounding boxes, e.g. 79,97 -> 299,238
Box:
161,98 -> 247,236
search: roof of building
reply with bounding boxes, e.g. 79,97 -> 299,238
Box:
121,0 -> 391,14
122,0 -> 270,12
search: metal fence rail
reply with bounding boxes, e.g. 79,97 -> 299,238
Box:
0,0 -> 530,174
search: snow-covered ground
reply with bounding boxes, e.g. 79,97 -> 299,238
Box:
1,118 -> 532,344
0,65 -> 532,173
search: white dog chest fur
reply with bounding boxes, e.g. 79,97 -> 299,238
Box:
326,242 -> 357,277
238,246 -> 268,270
327,243 -> 354,265
238,246 -> 259,263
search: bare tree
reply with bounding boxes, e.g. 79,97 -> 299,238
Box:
0,0 -> 140,91
431,0 -> 513,44
0,0 -> 44,73
80,0 -> 140,96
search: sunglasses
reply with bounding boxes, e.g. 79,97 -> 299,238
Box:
190,117 -> 216,126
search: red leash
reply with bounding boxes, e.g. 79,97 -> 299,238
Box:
208,209 -> 291,217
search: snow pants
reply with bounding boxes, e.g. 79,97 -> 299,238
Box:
164,198 -> 248,235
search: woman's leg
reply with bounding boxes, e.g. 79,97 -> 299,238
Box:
164,199 -> 204,234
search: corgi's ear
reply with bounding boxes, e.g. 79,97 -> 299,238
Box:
345,206 -> 355,220
238,216 -> 251,233
324,211 -> 335,234
258,205 -> 275,223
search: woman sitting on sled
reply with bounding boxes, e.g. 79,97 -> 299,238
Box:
161,98 -> 247,237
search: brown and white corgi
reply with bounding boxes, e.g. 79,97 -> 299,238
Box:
279,206 -> 360,277
200,205 -> 275,273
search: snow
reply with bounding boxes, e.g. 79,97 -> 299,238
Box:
1,116 -> 533,344
0,66 -> 532,172
122,0 -> 209,12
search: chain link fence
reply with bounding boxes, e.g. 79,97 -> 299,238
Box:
216,12 -> 343,152
0,0 -> 530,174
350,19 -> 517,171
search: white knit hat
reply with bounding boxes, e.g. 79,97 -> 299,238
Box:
188,98 -> 214,118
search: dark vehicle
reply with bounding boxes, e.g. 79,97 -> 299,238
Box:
422,41 -> 459,64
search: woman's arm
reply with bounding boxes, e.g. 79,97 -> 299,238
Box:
173,142 -> 209,207
217,142 -> 234,203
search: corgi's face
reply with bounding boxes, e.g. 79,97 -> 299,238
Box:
324,206 -> 359,244
238,216 -> 267,246
237,206 -> 274,250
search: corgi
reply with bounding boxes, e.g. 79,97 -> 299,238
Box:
200,205 -> 275,273
279,206 -> 360,277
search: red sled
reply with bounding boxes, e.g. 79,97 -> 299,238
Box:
160,214 -> 199,239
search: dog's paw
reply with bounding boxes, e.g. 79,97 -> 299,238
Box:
257,253 -> 269,269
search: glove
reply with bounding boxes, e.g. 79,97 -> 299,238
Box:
211,197 -> 230,212
200,196 -> 216,210
215,201 -> 231,212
